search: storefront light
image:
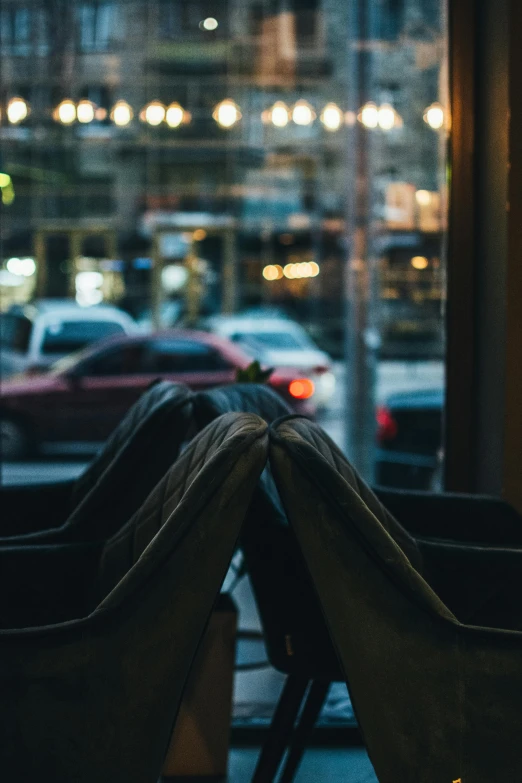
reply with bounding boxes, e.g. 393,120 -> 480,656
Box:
166,102 -> 189,128
213,99 -> 241,128
111,100 -> 133,126
54,100 -> 77,125
320,103 -> 342,131
291,100 -> 315,126
262,264 -> 283,281
6,257 -> 36,277
141,101 -> 166,126
7,97 -> 29,124
423,102 -> 446,130
76,100 -> 96,124
415,189 -> 432,206
411,256 -> 429,270
200,17 -> 218,31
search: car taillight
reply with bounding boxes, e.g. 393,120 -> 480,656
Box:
376,405 -> 398,443
289,378 -> 315,400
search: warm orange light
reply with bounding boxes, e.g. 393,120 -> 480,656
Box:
193,229 -> 207,241
289,378 -> 315,399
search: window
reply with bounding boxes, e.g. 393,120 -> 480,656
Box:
0,314 -> 32,353
0,6 -> 31,55
144,339 -> 233,373
80,343 -> 144,375
41,321 -> 125,355
77,2 -> 120,52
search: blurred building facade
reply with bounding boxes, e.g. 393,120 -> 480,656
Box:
0,0 -> 446,356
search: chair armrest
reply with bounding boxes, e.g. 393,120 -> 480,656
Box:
0,540 -> 102,628
374,487 -> 522,546
0,480 -> 74,536
419,537 -> 522,631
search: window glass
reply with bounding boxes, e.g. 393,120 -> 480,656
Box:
41,321 -> 125,355
0,314 -> 32,352
144,338 -> 232,373
0,0 -> 448,731
80,343 -> 143,375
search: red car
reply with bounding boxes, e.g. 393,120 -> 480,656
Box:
0,330 -> 316,460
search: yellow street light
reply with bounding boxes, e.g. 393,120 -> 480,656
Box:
7,97 -> 29,124
423,102 -> 446,130
291,100 -> 315,126
54,99 -> 76,124
320,102 -> 342,131
166,102 -> 190,128
76,99 -> 96,123
213,99 -> 241,128
262,264 -> 283,281
110,100 -> 133,126
141,101 -> 166,126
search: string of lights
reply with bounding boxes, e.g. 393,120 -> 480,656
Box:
1,96 -> 448,131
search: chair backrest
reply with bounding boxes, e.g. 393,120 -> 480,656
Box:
270,417 -> 491,782
0,412 -> 268,783
2,381 -> 194,545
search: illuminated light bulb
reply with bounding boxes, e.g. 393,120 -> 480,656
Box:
320,103 -> 342,131
165,102 -> 188,128
95,107 -> 108,120
111,100 -> 133,126
358,101 -> 379,129
6,257 -> 36,276
76,100 -> 95,123
423,102 -> 445,130
378,103 -> 398,130
292,100 -> 315,126
415,190 -> 432,206
411,256 -> 429,270
54,99 -> 76,124
213,99 -> 241,128
7,97 -> 29,124
263,265 -> 278,281
193,229 -> 207,241
309,262 -> 320,277
201,17 -> 218,30
283,263 -> 296,279
269,101 -> 289,128
141,101 -> 166,126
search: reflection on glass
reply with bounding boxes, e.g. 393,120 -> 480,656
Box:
0,0 -> 448,727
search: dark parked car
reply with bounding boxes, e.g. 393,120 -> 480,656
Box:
375,387 -> 444,489
0,330 -> 316,460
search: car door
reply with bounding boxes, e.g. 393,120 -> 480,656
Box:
54,341 -> 151,442
141,337 -> 237,390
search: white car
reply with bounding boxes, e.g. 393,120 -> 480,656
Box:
0,300 -> 137,378
206,314 -> 335,406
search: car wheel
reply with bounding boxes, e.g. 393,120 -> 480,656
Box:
0,417 -> 30,461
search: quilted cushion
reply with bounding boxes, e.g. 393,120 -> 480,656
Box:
98,412 -> 269,601
193,383 -> 292,428
2,381 -> 193,546
272,416 -> 424,573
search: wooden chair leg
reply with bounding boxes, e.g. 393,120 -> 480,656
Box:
251,676 -> 309,783
278,680 -> 331,783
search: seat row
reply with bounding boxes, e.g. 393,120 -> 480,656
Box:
2,381 -> 522,783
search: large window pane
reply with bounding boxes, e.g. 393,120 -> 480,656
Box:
0,0 -> 448,726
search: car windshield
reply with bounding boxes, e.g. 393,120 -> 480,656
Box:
42,321 -> 125,355
236,331 -> 307,350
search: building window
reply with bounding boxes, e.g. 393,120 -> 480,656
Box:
77,2 -> 121,53
0,6 -> 31,55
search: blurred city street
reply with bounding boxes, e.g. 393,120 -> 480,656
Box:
0,359 -> 444,486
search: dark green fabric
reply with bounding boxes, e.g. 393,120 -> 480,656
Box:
1,381 -> 193,544
0,413 -> 268,783
270,417 -> 522,782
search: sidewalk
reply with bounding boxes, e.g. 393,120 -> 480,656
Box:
227,747 -> 377,782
